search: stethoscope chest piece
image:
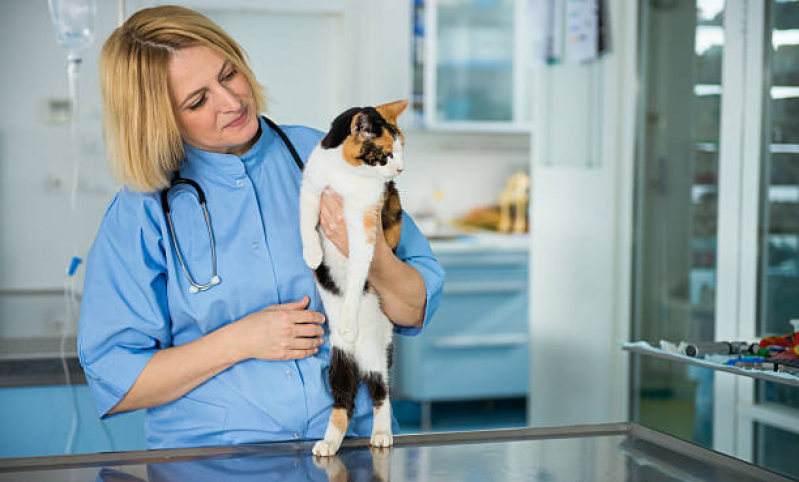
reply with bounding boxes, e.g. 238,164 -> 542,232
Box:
188,275 -> 221,294
161,178 -> 221,294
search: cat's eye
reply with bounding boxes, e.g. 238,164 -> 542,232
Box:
387,153 -> 393,159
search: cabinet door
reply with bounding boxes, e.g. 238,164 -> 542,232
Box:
394,252 -> 529,401
423,0 -> 529,131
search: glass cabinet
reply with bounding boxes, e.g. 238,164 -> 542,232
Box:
416,0 -> 530,131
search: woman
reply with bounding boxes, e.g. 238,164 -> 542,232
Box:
78,5 -> 444,450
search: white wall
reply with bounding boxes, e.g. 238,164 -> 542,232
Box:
527,0 -> 638,426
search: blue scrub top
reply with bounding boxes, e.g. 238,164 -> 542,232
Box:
78,117 -> 445,449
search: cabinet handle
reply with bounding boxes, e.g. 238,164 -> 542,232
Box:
430,333 -> 528,349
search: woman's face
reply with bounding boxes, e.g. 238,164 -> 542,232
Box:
168,45 -> 259,156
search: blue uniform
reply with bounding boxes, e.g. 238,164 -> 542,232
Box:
78,117 -> 445,449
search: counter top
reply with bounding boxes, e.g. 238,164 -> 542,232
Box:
0,423 -> 792,481
0,336 -> 84,387
430,232 -> 529,254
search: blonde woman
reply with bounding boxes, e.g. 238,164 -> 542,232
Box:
79,5 -> 444,449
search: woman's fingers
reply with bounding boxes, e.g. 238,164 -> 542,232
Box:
265,296 -> 310,312
292,322 -> 325,338
284,348 -> 319,360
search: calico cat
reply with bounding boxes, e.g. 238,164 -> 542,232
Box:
300,99 -> 408,456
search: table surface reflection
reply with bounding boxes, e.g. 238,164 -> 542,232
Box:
0,423 -> 794,482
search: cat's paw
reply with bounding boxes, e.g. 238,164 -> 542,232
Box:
303,243 -> 323,269
370,431 -> 393,448
337,326 -> 358,345
312,454 -> 347,477
313,439 -> 340,457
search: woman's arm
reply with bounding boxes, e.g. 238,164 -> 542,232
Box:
108,297 -> 325,414
367,221 -> 427,328
319,190 -> 427,329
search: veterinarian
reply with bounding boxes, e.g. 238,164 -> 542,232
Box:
78,5 -> 444,449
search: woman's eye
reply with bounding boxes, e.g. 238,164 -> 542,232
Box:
189,95 -> 206,111
223,68 -> 237,81
387,152 -> 393,159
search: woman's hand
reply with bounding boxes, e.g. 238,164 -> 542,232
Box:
320,189 -> 388,258
227,296 -> 325,361
319,189 -> 348,257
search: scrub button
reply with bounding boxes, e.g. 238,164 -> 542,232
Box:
293,432 -> 301,439
285,369 -> 292,378
251,242 -> 259,250
236,179 -> 245,187
293,460 -> 300,469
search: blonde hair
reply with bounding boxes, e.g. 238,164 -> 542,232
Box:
100,5 -> 266,192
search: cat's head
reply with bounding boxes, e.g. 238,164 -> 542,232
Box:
320,99 -> 408,180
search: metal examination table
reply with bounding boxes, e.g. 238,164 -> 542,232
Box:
0,423 -> 794,481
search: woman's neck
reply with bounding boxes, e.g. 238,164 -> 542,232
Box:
223,121 -> 262,157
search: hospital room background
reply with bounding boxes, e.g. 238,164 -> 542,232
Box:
2,0 -> 799,480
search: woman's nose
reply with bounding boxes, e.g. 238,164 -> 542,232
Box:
217,85 -> 241,111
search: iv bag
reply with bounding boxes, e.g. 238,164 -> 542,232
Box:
48,0 -> 96,57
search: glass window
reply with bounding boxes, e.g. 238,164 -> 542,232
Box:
755,2 -> 799,472
632,0 -> 725,448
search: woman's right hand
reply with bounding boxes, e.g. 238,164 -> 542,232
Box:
227,296 -> 326,361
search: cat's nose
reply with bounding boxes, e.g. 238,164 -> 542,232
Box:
396,168 -> 404,174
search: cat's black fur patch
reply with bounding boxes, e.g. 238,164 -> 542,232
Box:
363,372 -> 388,407
381,182 -> 403,229
321,107 -> 398,150
315,262 -> 341,295
330,347 -> 360,417
359,141 -> 390,166
386,343 -> 394,370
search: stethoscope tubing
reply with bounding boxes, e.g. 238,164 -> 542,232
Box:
162,117 -> 303,294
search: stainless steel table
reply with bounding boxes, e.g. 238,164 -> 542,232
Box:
0,423 -> 794,481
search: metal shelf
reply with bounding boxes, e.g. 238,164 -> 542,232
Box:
623,341 -> 799,388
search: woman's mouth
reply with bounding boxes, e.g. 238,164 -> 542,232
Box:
226,108 -> 248,129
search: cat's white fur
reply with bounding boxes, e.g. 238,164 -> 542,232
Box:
300,138 -> 404,456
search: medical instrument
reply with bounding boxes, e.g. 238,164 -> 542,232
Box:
162,117 -> 304,294
683,341 -> 755,358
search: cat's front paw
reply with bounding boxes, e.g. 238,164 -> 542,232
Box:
370,431 -> 393,448
303,243 -> 323,269
313,439 -> 341,457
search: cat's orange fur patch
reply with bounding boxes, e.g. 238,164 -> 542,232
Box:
364,206 -> 379,245
331,407 -> 349,434
376,99 -> 409,124
341,112 -> 398,167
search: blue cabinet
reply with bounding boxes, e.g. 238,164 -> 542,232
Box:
394,248 -> 529,405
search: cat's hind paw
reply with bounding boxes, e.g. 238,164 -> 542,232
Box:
303,244 -> 323,269
370,431 -> 393,448
313,439 -> 341,457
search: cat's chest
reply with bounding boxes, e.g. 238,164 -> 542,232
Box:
323,168 -> 385,206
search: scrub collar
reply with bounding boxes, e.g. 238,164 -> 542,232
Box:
182,116 -> 277,182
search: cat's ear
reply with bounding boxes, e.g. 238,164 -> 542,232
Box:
350,112 -> 377,141
376,99 -> 409,122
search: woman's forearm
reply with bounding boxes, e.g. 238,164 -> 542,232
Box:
107,323 -> 243,414
367,238 -> 427,328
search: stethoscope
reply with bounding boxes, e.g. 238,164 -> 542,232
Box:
161,116 -> 305,293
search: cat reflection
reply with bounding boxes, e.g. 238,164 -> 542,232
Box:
96,446 -> 390,482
